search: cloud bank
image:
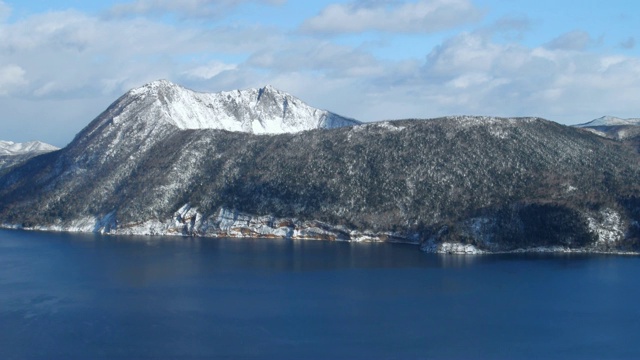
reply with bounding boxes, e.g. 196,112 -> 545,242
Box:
0,1 -> 639,147
109,0 -> 285,18
301,0 -> 483,34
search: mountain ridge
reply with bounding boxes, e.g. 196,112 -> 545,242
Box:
576,116 -> 640,128
2,115 -> 640,254
574,115 -> 640,144
0,140 -> 58,156
101,79 -> 360,134
0,140 -> 59,172
1,81 -> 640,254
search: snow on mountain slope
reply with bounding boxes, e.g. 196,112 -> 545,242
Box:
3,115 -> 640,254
105,80 -> 359,135
573,116 -> 640,141
575,116 -> 640,128
0,80 -> 361,231
0,140 -> 59,171
0,140 -> 58,156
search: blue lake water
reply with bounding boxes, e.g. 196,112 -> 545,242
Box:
1,229 -> 640,359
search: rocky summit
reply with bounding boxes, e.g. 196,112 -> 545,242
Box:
1,81 -> 639,254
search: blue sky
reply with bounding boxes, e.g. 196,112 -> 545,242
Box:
1,0 -> 639,146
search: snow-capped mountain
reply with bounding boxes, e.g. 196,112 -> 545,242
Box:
575,116 -> 640,128
65,80 -> 360,175
0,140 -> 58,156
51,80 -> 360,216
90,79 -> 359,136
574,116 -> 640,141
0,140 -> 59,171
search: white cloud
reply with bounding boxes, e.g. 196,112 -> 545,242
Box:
289,31 -> 640,123
0,64 -> 27,95
301,0 -> 483,34
33,81 -> 58,97
109,0 -> 285,18
412,32 -> 640,121
0,10 -> 281,98
247,40 -> 383,78
182,62 -> 238,80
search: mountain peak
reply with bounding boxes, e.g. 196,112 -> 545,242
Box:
147,79 -> 175,87
112,80 -> 360,134
128,79 -> 182,97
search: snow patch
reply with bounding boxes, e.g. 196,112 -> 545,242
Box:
373,121 -> 405,132
565,184 -> 578,192
421,240 -> 485,254
587,208 -> 624,245
445,116 -> 538,128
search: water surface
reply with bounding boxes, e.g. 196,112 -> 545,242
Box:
1,229 -> 639,359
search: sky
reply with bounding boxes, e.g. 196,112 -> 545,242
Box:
0,0 -> 639,147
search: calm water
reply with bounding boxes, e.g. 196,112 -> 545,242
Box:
1,229 -> 639,359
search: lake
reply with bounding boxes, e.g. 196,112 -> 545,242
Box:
1,229 -> 639,359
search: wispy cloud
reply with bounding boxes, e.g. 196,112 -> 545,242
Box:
545,30 -> 594,51
620,37 -> 636,49
0,1 -> 10,22
0,64 -> 27,95
247,40 -> 383,77
108,0 -> 285,19
477,15 -> 532,41
300,0 -> 483,34
182,61 -> 238,80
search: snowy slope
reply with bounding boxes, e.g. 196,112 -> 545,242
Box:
4,80 -> 640,254
0,140 -> 58,156
573,116 -> 640,141
103,80 -> 359,135
62,80 -> 361,195
2,113 -> 640,254
575,116 -> 640,128
0,140 -> 59,171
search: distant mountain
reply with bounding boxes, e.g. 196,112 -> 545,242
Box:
573,116 -> 640,151
575,116 -> 640,128
0,140 -> 59,171
0,140 -> 58,156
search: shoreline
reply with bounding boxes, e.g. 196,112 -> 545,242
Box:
2,224 -> 637,256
